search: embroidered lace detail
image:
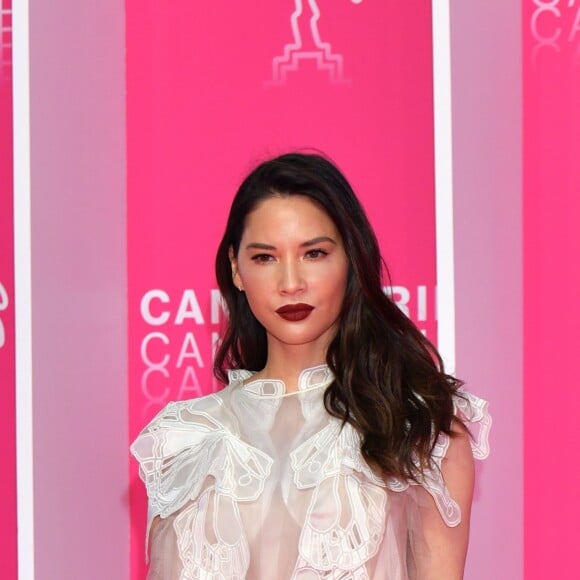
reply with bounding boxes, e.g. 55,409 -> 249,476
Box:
384,390 -> 492,527
131,367 -> 491,579
296,476 -> 385,577
173,491 -> 250,580
291,423 -> 387,575
235,363 -> 334,398
130,397 -> 272,567
454,391 -> 492,460
291,422 -> 384,489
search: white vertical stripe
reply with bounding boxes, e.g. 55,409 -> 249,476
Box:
12,1 -> 35,578
431,0 -> 456,374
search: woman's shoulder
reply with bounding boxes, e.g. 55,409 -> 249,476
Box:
130,369 -> 264,481
130,381 -> 272,525
451,389 -> 491,461
131,383 -> 239,444
385,389 -> 491,527
133,368 -> 253,436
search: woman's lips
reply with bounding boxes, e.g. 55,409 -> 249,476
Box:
275,303 -> 314,322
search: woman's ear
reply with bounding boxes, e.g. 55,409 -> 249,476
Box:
229,246 -> 243,291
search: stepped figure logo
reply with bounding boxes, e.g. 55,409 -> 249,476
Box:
0,1 -> 12,81
269,0 -> 363,85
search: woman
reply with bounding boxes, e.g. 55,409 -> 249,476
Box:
131,152 -> 491,579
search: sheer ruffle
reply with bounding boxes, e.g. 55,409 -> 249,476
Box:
131,367 -> 491,579
384,390 -> 492,527
130,397 -> 273,552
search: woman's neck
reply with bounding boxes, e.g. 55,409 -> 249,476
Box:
253,341 -> 328,393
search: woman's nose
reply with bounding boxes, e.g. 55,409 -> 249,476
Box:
278,260 -> 305,295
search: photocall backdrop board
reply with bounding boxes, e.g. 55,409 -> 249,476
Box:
523,1 -> 580,577
126,2 -> 437,577
0,0 -> 16,577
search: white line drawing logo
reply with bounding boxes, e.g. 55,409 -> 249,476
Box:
0,281 -> 8,348
530,0 -> 580,67
269,0 -> 364,85
0,1 -> 12,81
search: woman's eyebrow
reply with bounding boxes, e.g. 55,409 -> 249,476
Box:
245,242 -> 276,250
301,236 -> 337,247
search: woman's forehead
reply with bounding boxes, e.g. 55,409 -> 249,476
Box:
241,195 -> 340,241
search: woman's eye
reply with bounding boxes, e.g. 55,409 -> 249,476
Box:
305,249 -> 328,259
251,254 -> 274,263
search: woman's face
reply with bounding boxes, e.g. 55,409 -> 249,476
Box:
231,195 -> 349,355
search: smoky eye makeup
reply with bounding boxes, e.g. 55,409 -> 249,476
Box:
250,253 -> 275,263
304,248 -> 329,259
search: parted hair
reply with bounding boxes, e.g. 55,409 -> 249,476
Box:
214,152 -> 462,481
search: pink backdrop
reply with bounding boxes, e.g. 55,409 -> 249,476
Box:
13,1 -> 580,577
0,0 -> 16,576
126,1 -> 437,577
523,1 -> 580,577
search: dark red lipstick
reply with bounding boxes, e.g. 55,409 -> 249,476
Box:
276,303 -> 314,322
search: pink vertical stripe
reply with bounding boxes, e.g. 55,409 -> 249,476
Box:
27,1 -> 129,578
0,0 -> 17,576
523,1 -> 580,576
126,2 -> 438,577
450,2 -> 523,578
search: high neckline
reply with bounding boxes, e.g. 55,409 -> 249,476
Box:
229,364 -> 334,397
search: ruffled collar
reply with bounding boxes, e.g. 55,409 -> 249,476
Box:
228,364 -> 334,397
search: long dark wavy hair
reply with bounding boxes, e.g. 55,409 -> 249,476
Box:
214,152 -> 463,481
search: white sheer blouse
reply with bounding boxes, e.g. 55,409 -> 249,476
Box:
131,365 -> 491,579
